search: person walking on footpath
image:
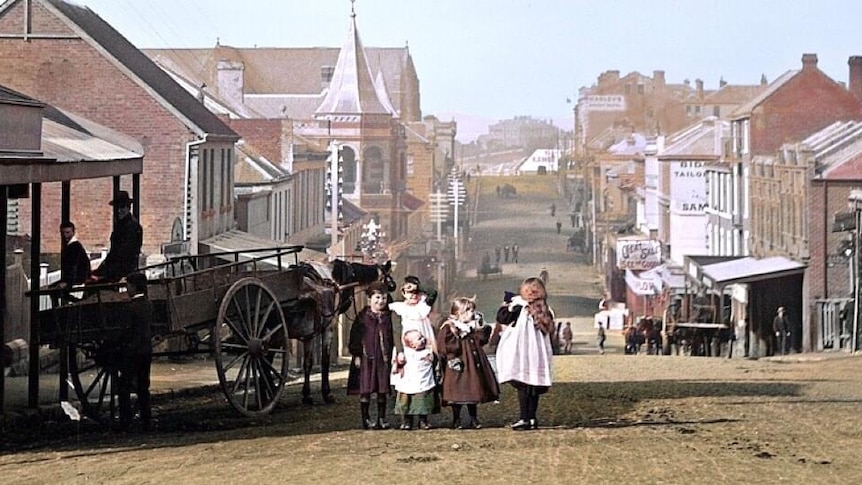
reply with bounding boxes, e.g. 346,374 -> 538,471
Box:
561,322 -> 573,354
597,321 -> 607,355
504,245 -> 510,263
772,306 -> 791,356
117,272 -> 153,431
556,220 -> 562,234
347,283 -> 395,430
495,277 -> 555,431
392,329 -> 438,430
549,203 -> 556,217
494,246 -> 501,264
512,244 -> 519,263
437,297 -> 499,429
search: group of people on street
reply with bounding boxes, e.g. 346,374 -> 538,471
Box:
493,244 -> 519,264
348,275 -> 555,431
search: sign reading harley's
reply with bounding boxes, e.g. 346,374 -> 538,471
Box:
616,239 -> 662,270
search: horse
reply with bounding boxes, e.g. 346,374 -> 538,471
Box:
285,259 -> 396,405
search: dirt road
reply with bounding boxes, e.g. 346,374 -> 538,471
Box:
2,176 -> 860,484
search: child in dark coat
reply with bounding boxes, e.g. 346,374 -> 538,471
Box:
437,297 -> 500,429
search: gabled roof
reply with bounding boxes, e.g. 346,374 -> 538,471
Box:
314,9 -> 388,116
729,70 -> 798,119
43,0 -> 237,139
234,141 -> 288,185
702,83 -> 768,105
607,133 -> 648,156
660,117 -> 728,158
802,120 -> 862,180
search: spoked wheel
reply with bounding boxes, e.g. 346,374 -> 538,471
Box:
214,277 -> 290,417
67,341 -> 121,425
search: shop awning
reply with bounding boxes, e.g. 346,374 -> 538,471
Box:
701,256 -> 805,286
200,230 -> 328,264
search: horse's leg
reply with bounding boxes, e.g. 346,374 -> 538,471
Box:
301,339 -> 314,405
320,322 -> 336,404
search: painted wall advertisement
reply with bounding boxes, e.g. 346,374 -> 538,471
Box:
670,160 -> 707,214
616,239 -> 662,270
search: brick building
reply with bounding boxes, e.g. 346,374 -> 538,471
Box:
695,54 -> 862,355
0,0 -> 239,257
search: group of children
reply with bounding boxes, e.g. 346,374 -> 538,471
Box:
349,275 -> 500,431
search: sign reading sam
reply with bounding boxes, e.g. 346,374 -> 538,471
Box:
616,239 -> 662,270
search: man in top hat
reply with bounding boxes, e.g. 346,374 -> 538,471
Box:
92,190 -> 143,283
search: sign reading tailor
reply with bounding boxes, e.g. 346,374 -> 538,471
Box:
617,239 -> 662,270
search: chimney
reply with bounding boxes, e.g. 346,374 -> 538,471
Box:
696,79 -> 704,99
719,77 -> 727,88
216,60 -> 245,107
801,53 -> 818,71
653,70 -> 665,89
849,56 -> 862,100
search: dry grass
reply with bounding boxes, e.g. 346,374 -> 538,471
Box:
2,354 -> 860,485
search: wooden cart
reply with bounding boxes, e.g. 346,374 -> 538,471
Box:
35,246 -> 310,422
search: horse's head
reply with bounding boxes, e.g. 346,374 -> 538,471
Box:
377,261 -> 396,293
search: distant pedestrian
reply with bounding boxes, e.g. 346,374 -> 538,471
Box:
562,322 -> 573,354
495,246 -> 501,264
570,213 -> 577,228
539,267 -> 549,285
504,245 -> 510,263
773,306 -> 791,356
597,321 -> 606,355
556,220 -> 562,234
549,203 -> 556,217
512,244 -> 519,263
496,185 -> 501,198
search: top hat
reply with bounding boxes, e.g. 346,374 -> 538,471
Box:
109,190 -> 134,207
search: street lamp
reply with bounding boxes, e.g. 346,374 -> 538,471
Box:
848,189 -> 862,352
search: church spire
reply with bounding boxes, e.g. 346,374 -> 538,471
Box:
315,1 -> 388,116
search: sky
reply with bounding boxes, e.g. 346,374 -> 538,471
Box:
76,0 -> 862,141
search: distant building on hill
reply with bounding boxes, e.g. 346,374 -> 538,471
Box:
478,116 -> 561,151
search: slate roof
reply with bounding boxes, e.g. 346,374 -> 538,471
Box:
660,117 -> 728,158
44,0 -> 237,139
801,120 -> 862,180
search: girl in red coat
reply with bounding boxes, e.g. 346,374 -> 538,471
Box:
437,297 -> 500,429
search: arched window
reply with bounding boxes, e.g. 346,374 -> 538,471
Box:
341,145 -> 356,193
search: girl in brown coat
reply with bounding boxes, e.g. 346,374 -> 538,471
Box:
437,297 -> 500,429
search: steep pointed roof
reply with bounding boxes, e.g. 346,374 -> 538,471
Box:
374,70 -> 398,116
314,7 -> 388,116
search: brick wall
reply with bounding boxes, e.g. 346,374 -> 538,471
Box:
750,69 -> 862,156
0,1 -> 201,255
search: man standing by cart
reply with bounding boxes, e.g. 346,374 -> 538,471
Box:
118,272 -> 153,431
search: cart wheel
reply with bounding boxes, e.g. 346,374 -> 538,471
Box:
214,277 -> 290,417
67,342 -> 121,425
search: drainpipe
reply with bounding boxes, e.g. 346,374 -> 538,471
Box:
186,138 -> 207,253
